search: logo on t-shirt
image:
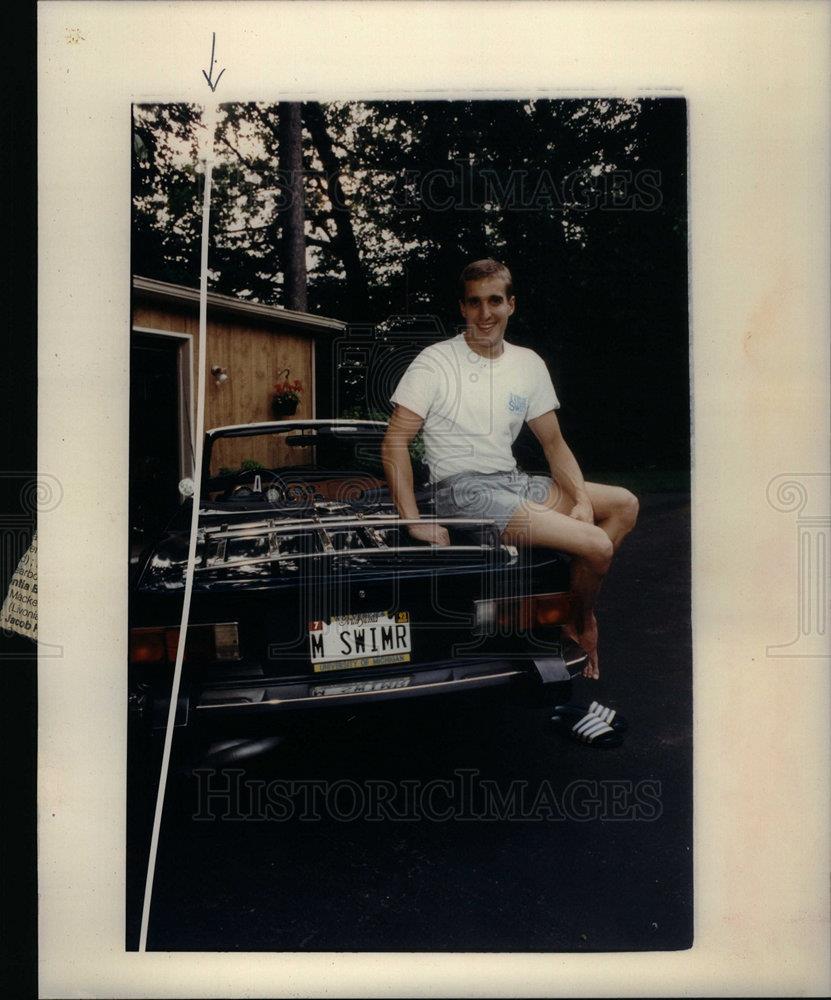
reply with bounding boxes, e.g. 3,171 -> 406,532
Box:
508,393 -> 528,414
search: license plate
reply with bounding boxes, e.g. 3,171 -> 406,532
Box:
308,611 -> 411,673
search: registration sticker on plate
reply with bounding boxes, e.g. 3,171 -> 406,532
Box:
308,611 -> 411,673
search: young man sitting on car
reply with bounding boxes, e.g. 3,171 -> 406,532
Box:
381,258 -> 639,705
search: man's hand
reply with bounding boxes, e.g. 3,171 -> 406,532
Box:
527,412 -> 594,525
568,496 -> 594,524
407,522 -> 451,546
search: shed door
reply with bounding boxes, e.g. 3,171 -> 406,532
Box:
130,334 -> 185,549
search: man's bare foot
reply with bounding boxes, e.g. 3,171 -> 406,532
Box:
579,613 -> 599,679
564,612 -> 599,680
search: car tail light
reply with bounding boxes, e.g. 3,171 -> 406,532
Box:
129,623 -> 241,665
473,593 -> 574,635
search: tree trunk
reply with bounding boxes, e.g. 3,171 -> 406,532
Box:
278,102 -> 307,311
303,102 -> 371,321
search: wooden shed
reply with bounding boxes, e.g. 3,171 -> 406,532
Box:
130,276 -> 345,530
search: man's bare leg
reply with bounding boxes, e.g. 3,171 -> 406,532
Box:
501,503 -> 613,678
578,483 -> 639,553
542,480 -> 639,547
566,562 -> 602,678
541,482 -> 639,678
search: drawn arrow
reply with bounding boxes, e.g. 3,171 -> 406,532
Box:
202,32 -> 226,92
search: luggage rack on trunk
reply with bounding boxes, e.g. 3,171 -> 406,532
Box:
194,509 -> 518,575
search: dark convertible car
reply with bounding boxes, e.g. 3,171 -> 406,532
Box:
128,420 -> 588,763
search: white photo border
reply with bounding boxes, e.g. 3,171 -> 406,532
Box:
38,2 -> 830,997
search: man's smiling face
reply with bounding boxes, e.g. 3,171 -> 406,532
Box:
459,275 -> 516,353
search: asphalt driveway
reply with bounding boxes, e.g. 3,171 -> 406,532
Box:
129,492 -> 692,952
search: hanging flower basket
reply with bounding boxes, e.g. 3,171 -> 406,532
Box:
271,396 -> 299,417
271,369 -> 303,418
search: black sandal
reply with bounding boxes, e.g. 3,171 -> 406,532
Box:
549,706 -> 625,748
552,700 -> 628,733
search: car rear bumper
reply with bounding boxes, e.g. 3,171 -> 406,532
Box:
192,644 -> 586,718
133,643 -> 590,750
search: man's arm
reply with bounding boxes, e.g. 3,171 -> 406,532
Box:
382,405 -> 450,545
527,409 -> 594,523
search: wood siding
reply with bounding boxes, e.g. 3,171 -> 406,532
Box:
133,298 -> 314,471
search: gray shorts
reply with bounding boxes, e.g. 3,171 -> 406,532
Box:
433,469 -> 555,533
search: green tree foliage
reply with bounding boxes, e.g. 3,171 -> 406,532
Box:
132,99 -> 688,475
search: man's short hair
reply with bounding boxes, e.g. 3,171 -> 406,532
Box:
458,258 -> 514,300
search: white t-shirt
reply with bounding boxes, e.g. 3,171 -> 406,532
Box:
390,334 -> 560,483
